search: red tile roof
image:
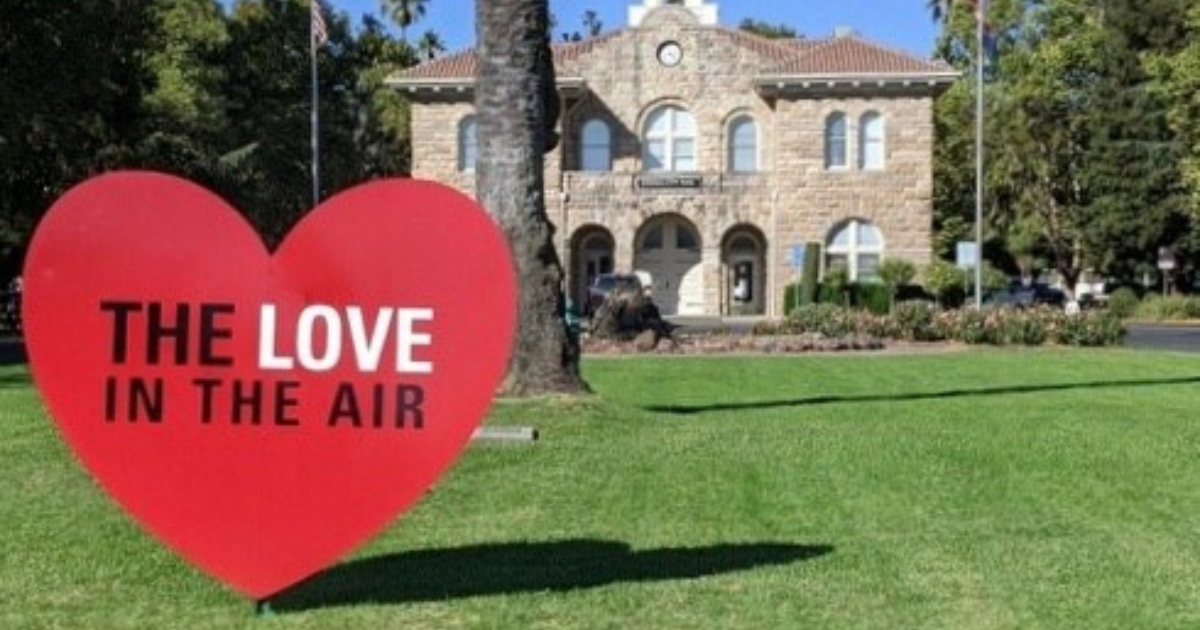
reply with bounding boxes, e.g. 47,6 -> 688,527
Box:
392,26 -> 953,84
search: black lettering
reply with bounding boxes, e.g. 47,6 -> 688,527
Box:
275,381 -> 300,426
130,378 -> 164,423
231,379 -> 263,425
328,383 -> 362,427
396,385 -> 424,429
198,304 -> 235,367
192,378 -> 222,423
104,377 -> 118,422
100,301 -> 142,364
147,303 -> 190,365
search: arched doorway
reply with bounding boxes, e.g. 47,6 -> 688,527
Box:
721,226 -> 767,315
634,215 -> 703,315
569,227 -> 615,310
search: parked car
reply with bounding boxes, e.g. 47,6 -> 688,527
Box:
585,273 -> 642,315
984,282 -> 1066,309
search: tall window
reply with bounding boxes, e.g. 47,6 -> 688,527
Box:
458,116 -> 478,172
827,219 -> 884,281
728,116 -> 758,172
859,112 -> 884,170
824,112 -> 847,169
642,106 -> 697,172
580,119 -> 612,172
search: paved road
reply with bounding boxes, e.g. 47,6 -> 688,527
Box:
1125,323 -> 1200,353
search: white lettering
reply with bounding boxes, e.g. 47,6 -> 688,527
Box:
296,305 -> 342,372
257,304 -> 435,374
346,306 -> 393,371
257,304 -> 294,369
396,308 -> 434,374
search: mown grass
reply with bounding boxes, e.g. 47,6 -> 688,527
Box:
2,348 -> 1199,629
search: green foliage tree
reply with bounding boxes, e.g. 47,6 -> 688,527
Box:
737,18 -> 798,40
924,260 -> 966,308
879,259 -> 917,312
0,0 -> 158,278
381,0 -> 427,40
933,0 -> 1194,297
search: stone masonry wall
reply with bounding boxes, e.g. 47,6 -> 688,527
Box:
406,5 -> 937,317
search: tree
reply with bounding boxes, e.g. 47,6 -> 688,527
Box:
215,0 -> 411,244
879,259 -> 917,312
0,0 -> 158,279
476,0 -> 587,395
415,29 -> 445,60
381,0 -> 426,41
737,18 -> 798,40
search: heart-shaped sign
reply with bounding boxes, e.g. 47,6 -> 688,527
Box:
22,172 -> 516,599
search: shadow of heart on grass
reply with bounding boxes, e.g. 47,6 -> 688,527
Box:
270,539 -> 832,611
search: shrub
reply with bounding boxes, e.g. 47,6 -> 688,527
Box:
924,260 -> 967,308
783,283 -> 802,316
1107,287 -> 1140,319
880,259 -> 917,312
1135,295 -> 1200,321
1054,311 -> 1126,346
890,300 -> 942,341
853,283 -> 892,315
788,303 -> 855,337
819,264 -> 852,307
800,242 -> 821,307
936,308 -> 991,344
997,306 -> 1052,345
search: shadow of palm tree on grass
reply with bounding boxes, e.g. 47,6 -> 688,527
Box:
271,539 -> 831,611
645,375 -> 1200,415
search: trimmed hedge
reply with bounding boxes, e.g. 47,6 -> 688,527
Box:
774,303 -> 1125,347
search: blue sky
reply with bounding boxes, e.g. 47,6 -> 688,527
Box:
228,1 -> 943,57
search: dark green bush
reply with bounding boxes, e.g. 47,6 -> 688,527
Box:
853,283 -> 891,315
1106,287 -> 1140,319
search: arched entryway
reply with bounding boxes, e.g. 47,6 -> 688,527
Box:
569,226 -> 615,311
721,225 -> 767,315
634,214 -> 703,315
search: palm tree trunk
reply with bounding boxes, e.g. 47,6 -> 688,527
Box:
475,0 -> 587,396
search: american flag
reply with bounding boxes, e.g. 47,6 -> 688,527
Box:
311,0 -> 328,47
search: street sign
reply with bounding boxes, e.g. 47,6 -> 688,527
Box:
788,244 -> 806,269
1158,247 -> 1176,271
956,241 -> 977,270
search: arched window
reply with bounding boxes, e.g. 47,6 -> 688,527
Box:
827,219 -> 884,281
859,112 -> 884,170
580,119 -> 612,172
642,105 -> 696,172
458,116 -> 478,172
728,115 -> 758,173
824,112 -> 847,169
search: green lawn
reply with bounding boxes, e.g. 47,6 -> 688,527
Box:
2,349 -> 1199,629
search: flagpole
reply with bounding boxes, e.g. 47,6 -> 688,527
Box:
310,3 -> 321,208
973,0 -> 985,308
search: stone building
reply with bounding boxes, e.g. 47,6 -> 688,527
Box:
390,0 -> 956,317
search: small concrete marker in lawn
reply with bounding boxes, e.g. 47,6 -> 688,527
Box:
471,425 -> 539,444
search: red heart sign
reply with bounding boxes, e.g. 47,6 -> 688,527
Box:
22,172 -> 516,599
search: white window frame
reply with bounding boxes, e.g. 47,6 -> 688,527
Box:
458,115 -> 478,172
642,106 -> 697,172
727,115 -> 758,173
824,112 -> 848,170
580,119 -> 612,172
826,219 -> 885,281
859,111 -> 885,170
